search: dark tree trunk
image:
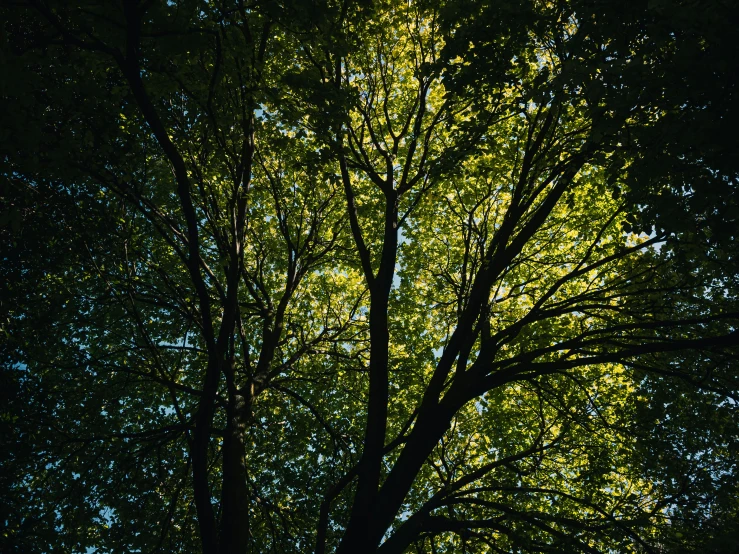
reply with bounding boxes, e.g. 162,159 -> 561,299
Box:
219,391 -> 252,554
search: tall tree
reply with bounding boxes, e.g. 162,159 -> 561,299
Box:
2,1 -> 737,553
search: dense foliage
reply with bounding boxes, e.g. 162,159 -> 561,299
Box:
2,1 -> 738,553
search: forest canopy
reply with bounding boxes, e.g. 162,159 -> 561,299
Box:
1,1 -> 738,553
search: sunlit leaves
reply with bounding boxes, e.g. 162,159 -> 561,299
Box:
2,1 -> 738,553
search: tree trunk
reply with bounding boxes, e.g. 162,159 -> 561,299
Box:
219,392 -> 252,553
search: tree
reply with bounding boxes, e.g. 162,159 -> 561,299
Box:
1,1 -> 737,553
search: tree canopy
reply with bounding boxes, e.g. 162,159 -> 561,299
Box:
2,1 -> 738,553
